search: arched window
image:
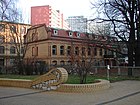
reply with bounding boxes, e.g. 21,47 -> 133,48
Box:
99,48 -> 102,56
60,61 -> 65,66
67,60 -> 72,65
94,47 -> 97,56
88,47 -> 91,56
32,33 -> 35,41
0,46 -> 4,54
52,60 -> 57,65
10,46 -> 16,54
52,45 -> 57,55
104,49 -> 107,55
67,46 -> 71,55
32,47 -> 38,56
60,46 -> 64,55
75,47 -> 79,55
82,47 -> 85,56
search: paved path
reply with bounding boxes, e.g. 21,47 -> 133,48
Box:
0,80 -> 140,105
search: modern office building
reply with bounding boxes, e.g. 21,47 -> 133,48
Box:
31,5 -> 70,30
66,16 -> 87,33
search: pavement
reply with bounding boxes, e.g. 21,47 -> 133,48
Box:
0,80 -> 140,105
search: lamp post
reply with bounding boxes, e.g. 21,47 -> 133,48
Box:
107,65 -> 110,81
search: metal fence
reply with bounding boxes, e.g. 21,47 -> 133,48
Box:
1,64 -> 140,77
89,66 -> 140,77
51,65 -> 140,77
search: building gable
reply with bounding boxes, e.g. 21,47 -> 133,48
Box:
25,24 -> 51,43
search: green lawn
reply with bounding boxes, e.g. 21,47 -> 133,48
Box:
66,75 -> 106,84
0,74 -> 38,80
0,74 -> 140,84
66,75 -> 140,83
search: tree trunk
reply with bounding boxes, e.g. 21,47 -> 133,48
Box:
135,41 -> 140,66
127,44 -> 133,76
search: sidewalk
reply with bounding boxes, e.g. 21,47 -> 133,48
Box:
0,80 -> 140,105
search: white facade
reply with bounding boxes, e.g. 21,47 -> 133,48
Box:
66,16 -> 87,32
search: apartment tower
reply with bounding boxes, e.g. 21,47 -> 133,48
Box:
31,5 -> 70,30
66,16 -> 87,32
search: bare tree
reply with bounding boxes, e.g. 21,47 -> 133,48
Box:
91,0 -> 140,76
88,21 -> 112,36
0,0 -> 21,22
0,0 -> 31,74
10,24 -> 31,74
67,37 -> 95,84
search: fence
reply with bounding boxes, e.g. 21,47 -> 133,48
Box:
1,63 -> 140,77
51,65 -> 140,77
90,66 -> 140,77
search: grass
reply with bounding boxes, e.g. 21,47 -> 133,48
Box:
0,74 -> 140,84
66,75 -> 106,84
0,74 -> 38,80
66,75 -> 140,84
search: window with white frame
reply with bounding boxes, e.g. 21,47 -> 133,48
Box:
94,36 -> 98,40
52,45 -> 57,55
53,30 -> 58,35
77,33 -> 80,37
60,46 -> 64,55
68,32 -> 73,37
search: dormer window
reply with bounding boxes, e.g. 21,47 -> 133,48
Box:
110,38 -> 113,41
102,36 -> 107,40
77,33 -> 80,37
53,30 -> 58,35
94,36 -> 98,40
114,38 -> 117,41
68,32 -> 73,37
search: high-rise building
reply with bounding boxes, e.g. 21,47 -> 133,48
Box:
66,16 -> 87,32
31,5 -> 70,30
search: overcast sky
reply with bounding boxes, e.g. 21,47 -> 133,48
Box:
19,0 -> 96,23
